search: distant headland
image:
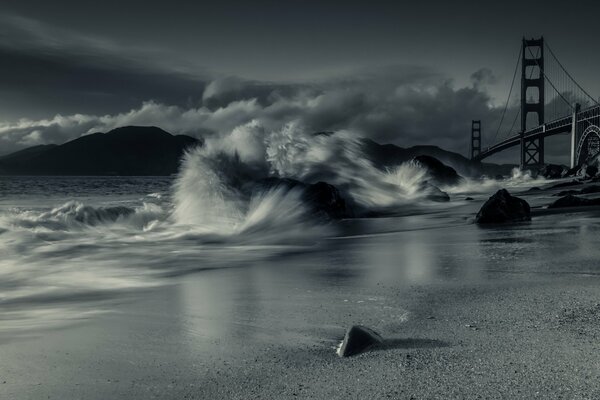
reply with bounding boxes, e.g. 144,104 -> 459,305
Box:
0,126 -> 513,177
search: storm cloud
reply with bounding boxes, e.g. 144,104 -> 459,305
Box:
0,64 -> 507,158
4,12 -> 579,164
0,14 -> 210,120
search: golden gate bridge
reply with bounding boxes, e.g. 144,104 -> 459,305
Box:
471,37 -> 600,170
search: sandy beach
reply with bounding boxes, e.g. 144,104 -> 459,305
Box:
2,195 -> 600,399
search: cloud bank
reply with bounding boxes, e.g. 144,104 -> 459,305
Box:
0,66 -> 508,158
3,13 -> 577,164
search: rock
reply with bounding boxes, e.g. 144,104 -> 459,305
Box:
562,166 -> 579,178
337,325 -> 383,357
588,165 -> 599,177
303,181 -> 350,219
475,189 -> 531,224
565,163 -> 599,179
579,164 -> 599,179
554,185 -> 600,197
412,155 -> 463,186
312,131 -> 335,137
524,187 -> 542,193
548,195 -> 600,209
252,177 -> 350,219
550,180 -> 583,189
582,185 -> 600,194
465,197 -> 474,201
419,182 -> 450,202
539,164 -> 568,179
554,189 -> 579,197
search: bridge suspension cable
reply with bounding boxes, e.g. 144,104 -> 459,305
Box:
526,46 -> 574,112
498,46 -> 541,142
491,47 -> 522,146
545,41 -> 599,106
483,37 -> 598,155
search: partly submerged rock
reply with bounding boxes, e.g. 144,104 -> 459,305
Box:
412,155 -> 462,186
303,181 -> 350,219
337,325 -> 383,357
554,185 -> 600,197
548,195 -> 600,209
475,189 -> 531,224
524,186 -> 542,193
564,163 -> 599,179
539,164 -> 568,180
252,177 -> 351,219
579,164 -> 599,179
550,180 -> 583,189
562,166 -> 580,178
419,182 -> 450,202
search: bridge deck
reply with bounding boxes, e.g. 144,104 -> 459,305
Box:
475,104 -> 600,161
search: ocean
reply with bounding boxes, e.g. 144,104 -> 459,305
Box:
0,162 -> 576,338
1,128 -> 598,344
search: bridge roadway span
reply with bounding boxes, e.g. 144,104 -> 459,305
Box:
475,104 -> 600,161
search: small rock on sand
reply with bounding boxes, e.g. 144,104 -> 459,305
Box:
337,325 -> 383,357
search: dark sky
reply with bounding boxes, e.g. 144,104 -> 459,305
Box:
0,0 -> 599,162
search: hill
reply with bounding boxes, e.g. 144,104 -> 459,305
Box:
0,126 -> 199,176
0,127 -> 512,177
359,138 -> 515,177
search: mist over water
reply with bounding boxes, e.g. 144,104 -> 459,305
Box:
0,125 -> 551,334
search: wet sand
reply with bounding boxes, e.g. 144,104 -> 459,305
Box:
2,269 -> 600,399
3,187 -> 600,399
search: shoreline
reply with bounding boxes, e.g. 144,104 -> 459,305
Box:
2,208 -> 600,399
2,180 -> 600,398
2,271 -> 600,399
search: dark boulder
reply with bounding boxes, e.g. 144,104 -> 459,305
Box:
412,155 -> 463,186
554,189 -> 579,197
419,182 -> 450,202
524,187 -> 542,193
303,181 -> 350,219
539,164 -> 568,180
554,185 -> 600,197
475,189 -> 531,224
548,195 -> 600,209
252,177 -> 350,219
550,180 -> 583,189
580,164 -> 599,179
582,185 -> 600,195
563,166 -> 579,178
565,163 -> 599,179
337,325 -> 383,357
465,197 -> 474,201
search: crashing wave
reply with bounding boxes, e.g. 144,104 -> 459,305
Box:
3,201 -> 166,232
172,120 -> 456,232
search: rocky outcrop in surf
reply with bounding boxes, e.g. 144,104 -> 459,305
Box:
548,195 -> 600,209
475,189 -> 531,224
539,164 -> 568,180
553,185 -> 600,197
412,155 -> 462,187
251,178 -> 351,220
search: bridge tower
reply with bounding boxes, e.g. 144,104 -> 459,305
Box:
471,120 -> 481,159
520,37 -> 545,169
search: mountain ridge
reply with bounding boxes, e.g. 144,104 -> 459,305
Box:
0,126 -> 199,176
0,127 -> 513,177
